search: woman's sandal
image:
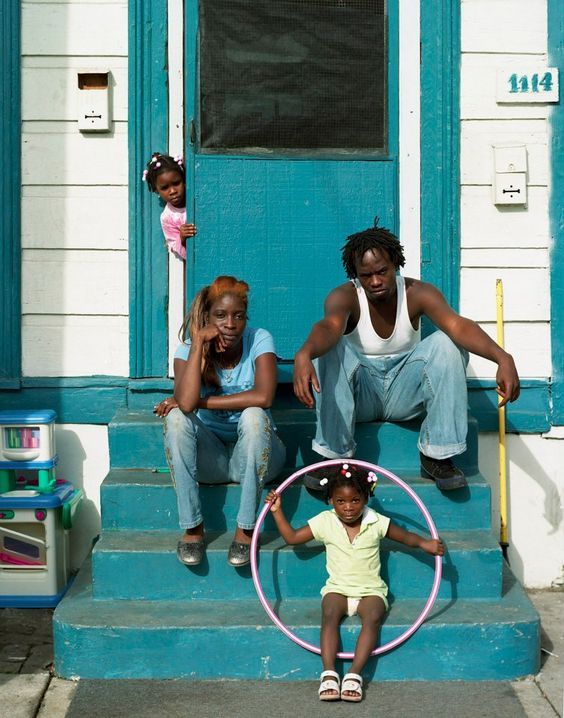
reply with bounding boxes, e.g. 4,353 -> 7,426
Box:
318,670 -> 340,701
341,672 -> 363,702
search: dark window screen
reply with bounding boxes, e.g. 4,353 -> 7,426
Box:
199,0 -> 387,154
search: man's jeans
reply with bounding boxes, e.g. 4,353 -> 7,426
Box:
164,407 -> 286,530
312,331 -> 469,461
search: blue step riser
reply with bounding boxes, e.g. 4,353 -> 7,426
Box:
109,415 -> 480,473
53,620 -> 540,681
101,484 -> 492,532
91,546 -> 501,601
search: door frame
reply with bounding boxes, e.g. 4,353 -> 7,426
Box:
128,0 -> 461,378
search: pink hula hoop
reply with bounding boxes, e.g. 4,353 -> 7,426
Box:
251,459 -> 442,659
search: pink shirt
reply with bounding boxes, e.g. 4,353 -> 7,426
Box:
160,203 -> 186,260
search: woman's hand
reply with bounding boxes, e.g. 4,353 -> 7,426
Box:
192,324 -> 228,353
154,397 -> 178,417
265,489 -> 281,512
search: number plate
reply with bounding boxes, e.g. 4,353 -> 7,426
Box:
497,68 -> 559,103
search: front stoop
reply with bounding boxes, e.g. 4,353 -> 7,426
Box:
54,409 -> 540,680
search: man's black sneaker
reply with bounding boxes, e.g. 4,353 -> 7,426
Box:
420,452 -> 467,491
302,471 -> 326,492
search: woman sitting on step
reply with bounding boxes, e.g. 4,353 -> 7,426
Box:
155,275 -> 286,568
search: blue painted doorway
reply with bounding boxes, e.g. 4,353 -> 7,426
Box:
185,0 -> 399,359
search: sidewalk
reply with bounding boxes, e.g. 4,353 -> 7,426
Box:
0,590 -> 562,717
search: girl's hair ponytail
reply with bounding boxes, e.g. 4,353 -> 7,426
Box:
179,276 -> 249,387
321,462 -> 378,502
142,152 -> 185,191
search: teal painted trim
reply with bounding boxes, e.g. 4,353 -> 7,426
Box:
0,376 -> 551,432
548,1 -> 564,424
0,1 -> 21,388
184,0 -> 199,303
128,0 -> 170,378
467,379 -> 551,433
387,0 -> 399,163
420,0 -> 461,311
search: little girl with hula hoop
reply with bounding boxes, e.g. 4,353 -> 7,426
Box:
265,463 -> 444,703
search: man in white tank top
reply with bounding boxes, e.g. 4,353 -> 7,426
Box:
293,226 -> 520,492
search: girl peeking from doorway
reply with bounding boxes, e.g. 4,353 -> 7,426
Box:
143,152 -> 196,261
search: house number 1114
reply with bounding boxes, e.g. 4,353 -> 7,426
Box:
497,67 -> 559,103
509,72 -> 553,94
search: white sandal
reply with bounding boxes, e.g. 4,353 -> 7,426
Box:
318,670 -> 340,701
341,672 -> 363,702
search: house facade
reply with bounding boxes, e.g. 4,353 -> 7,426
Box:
1,0 -> 563,587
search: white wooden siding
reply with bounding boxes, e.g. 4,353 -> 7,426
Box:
460,0 -> 550,380
22,2 -> 127,56
461,119 -> 548,186
461,186 -> 549,248
22,0 -> 128,377
461,53 -> 549,120
22,122 -> 128,186
466,323 -> 551,378
22,250 -> 128,315
460,268 -> 550,322
22,315 -> 128,377
461,0 -> 547,54
21,186 -> 128,250
22,57 -> 127,122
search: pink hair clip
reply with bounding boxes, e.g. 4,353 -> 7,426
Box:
155,162 -> 161,168
174,155 -> 184,166
141,169 -> 148,181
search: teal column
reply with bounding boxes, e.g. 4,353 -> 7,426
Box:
420,0 -> 461,312
0,1 -> 21,388
548,0 -> 564,424
128,0 -> 170,378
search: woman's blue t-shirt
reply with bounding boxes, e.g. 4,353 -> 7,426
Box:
174,326 -> 276,442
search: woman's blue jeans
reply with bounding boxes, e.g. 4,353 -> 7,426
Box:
164,407 -> 286,530
312,331 -> 469,461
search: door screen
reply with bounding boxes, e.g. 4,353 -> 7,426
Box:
199,0 -> 387,154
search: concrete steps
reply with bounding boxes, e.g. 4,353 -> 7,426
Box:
53,408 -> 540,681
108,408 -> 480,474
100,469 -> 492,532
54,559 -> 539,681
91,529 -> 502,601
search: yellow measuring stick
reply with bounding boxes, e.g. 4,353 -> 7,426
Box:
496,279 -> 509,552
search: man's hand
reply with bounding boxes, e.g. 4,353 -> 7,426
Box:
293,351 -> 320,408
496,355 -> 520,407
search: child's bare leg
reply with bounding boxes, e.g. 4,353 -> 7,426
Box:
320,593 -> 347,697
348,596 -> 386,682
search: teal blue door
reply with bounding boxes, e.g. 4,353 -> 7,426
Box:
185,0 -> 398,359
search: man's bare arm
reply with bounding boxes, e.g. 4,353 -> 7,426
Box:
293,284 -> 355,408
412,281 -> 520,406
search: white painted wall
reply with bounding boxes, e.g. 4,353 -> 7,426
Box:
459,0 -> 550,381
479,432 -> 564,589
54,424 -> 107,571
460,1 -> 563,589
21,1 -> 129,377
